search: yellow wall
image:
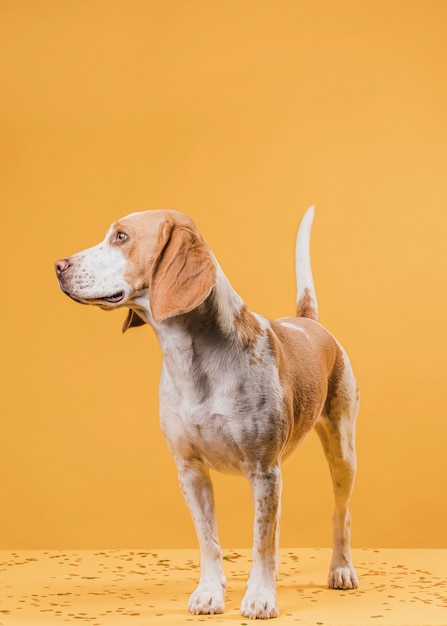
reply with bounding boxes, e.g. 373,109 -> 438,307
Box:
1,1 -> 446,550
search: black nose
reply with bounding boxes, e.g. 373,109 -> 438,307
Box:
55,258 -> 71,277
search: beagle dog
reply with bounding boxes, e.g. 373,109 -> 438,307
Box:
55,208 -> 359,619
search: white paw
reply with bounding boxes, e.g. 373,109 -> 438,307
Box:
188,584 -> 225,615
328,565 -> 359,590
241,589 -> 279,620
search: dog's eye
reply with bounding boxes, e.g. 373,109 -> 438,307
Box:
115,231 -> 128,243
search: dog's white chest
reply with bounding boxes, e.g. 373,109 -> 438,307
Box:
158,357 -> 286,475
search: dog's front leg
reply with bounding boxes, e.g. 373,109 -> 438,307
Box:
177,460 -> 226,615
242,466 -> 282,619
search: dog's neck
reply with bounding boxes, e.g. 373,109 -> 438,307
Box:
152,264 -> 262,362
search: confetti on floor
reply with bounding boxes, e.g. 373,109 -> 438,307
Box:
0,548 -> 446,625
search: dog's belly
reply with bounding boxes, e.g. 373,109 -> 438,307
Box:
163,409 -> 288,475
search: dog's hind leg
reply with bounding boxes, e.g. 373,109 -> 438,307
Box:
315,353 -> 359,590
177,460 -> 226,614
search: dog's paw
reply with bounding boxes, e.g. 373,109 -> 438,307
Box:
188,584 -> 225,615
328,565 -> 359,590
240,589 -> 279,620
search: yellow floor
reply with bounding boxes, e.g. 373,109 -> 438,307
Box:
0,548 -> 446,625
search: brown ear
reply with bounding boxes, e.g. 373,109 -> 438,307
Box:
122,309 -> 146,333
150,226 -> 217,323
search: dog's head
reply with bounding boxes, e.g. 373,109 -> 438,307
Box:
55,210 -> 217,331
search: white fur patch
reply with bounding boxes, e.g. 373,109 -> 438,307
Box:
280,321 -> 308,336
62,239 -> 131,305
253,313 -> 270,331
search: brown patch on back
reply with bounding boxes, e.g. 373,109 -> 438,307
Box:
297,287 -> 318,321
268,318 -> 339,453
233,305 -> 261,350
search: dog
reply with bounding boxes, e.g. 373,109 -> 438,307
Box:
55,207 -> 359,619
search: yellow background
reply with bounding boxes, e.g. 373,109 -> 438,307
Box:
1,1 -> 446,550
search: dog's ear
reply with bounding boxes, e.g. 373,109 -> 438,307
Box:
122,309 -> 146,333
150,225 -> 217,323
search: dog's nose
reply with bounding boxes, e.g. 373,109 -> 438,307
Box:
55,258 -> 71,277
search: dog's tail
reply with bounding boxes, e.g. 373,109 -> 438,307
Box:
296,206 -> 318,321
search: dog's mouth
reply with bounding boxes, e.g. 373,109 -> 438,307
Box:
97,291 -> 125,304
59,286 -> 126,306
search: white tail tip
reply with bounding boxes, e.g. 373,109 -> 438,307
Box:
296,206 -> 318,320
